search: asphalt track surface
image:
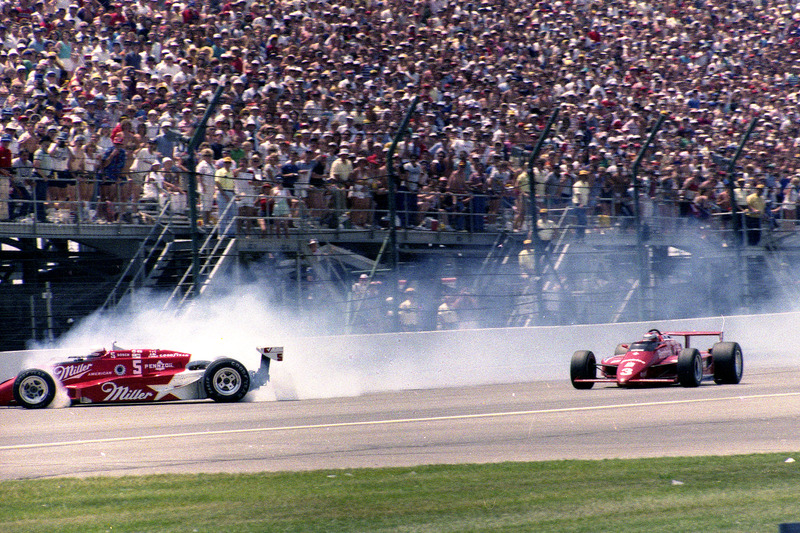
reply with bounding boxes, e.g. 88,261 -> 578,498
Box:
2,366 -> 800,480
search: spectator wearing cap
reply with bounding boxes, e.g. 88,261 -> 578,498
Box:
269,177 -> 293,238
97,132 -> 127,221
572,170 -> 591,241
155,52 -> 180,81
446,158 -> 470,231
196,148 -> 217,226
129,138 -> 160,204
154,119 -> 179,160
328,147 -> 353,226
537,208 -> 558,252
398,287 -> 420,332
401,153 -> 424,227
47,131 -> 74,205
215,156 -> 237,235
160,157 -> 188,214
745,184 -> 766,246
68,133 -> 93,212
143,110 -> 161,141
32,135 -> 54,223
210,128 -> 229,160
518,238 -> 536,277
9,143 -> 34,221
235,153 -> 262,235
780,177 -> 800,227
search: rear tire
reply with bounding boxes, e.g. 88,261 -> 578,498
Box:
570,350 -> 596,389
13,369 -> 56,409
712,342 -> 743,384
203,359 -> 250,402
677,348 -> 702,387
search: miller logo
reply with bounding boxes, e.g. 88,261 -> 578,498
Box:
100,382 -> 154,402
54,363 -> 92,381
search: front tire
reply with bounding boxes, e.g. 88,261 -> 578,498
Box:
712,342 -> 743,384
13,369 -> 56,409
570,350 -> 596,389
677,348 -> 703,387
203,359 -> 250,403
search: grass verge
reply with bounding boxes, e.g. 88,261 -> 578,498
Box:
2,453 -> 800,532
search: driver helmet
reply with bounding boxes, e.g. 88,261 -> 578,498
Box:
643,332 -> 658,342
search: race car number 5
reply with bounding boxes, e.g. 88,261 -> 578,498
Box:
133,359 -> 142,375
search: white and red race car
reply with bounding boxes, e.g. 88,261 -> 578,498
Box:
0,345 -> 283,408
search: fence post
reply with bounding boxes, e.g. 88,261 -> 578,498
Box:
630,113 -> 665,321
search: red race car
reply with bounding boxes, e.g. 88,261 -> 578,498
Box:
570,329 -> 743,389
0,345 -> 283,409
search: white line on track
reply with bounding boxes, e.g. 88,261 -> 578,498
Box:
3,391 -> 799,451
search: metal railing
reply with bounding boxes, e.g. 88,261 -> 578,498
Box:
2,175 -> 793,248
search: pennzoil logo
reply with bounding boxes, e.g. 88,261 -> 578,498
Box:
54,363 -> 92,381
114,365 -> 126,376
145,361 -> 174,371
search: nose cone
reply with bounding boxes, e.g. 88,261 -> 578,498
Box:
616,358 -> 648,386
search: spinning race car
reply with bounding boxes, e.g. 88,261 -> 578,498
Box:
570,329 -> 743,389
0,345 -> 283,409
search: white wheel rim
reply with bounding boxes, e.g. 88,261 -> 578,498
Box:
694,356 -> 703,382
213,369 -> 241,396
19,376 -> 49,404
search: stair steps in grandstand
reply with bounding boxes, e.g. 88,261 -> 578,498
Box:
158,236 -> 236,312
142,239 -> 194,290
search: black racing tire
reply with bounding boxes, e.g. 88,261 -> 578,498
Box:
570,350 -> 596,389
203,359 -> 250,403
712,342 -> 743,385
677,348 -> 703,387
13,369 -> 57,409
186,360 -> 211,371
614,343 -> 628,355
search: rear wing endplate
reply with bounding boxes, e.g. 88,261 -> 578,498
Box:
257,347 -> 284,361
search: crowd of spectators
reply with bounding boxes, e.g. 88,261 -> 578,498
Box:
0,0 -> 799,239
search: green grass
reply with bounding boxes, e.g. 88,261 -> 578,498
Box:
3,454 -> 800,532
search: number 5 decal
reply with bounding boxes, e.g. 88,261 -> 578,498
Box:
133,359 -> 142,375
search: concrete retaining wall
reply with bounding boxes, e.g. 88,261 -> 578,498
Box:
2,313 -> 795,400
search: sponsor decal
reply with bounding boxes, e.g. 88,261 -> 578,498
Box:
88,371 -> 114,377
100,382 -> 154,402
54,363 -> 93,381
145,361 -> 174,371
624,358 -> 647,365
114,364 -> 127,376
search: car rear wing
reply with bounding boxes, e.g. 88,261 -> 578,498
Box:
662,331 -> 723,348
251,347 -> 284,390
257,347 -> 284,362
